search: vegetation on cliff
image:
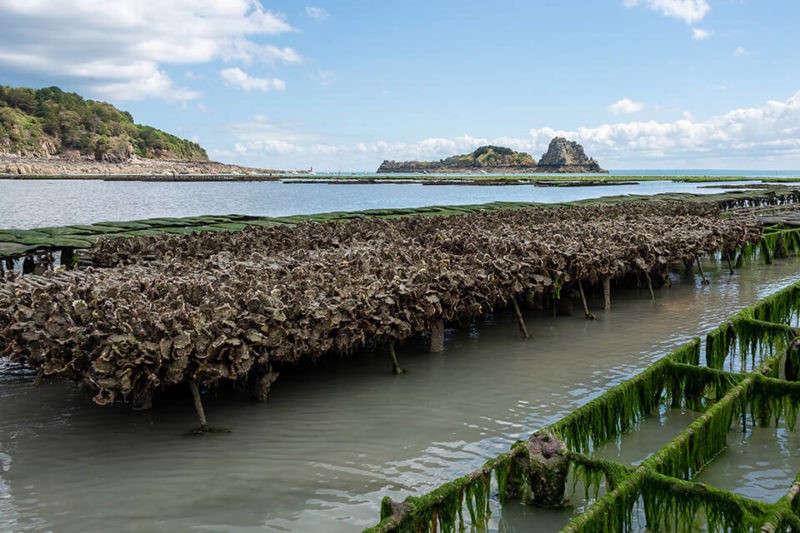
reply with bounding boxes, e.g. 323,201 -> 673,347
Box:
0,86 -> 208,162
378,145 -> 537,173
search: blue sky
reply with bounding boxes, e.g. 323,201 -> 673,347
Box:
1,0 -> 799,171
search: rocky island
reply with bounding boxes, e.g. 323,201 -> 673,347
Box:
0,85 -> 287,177
536,137 -> 606,173
377,145 -> 538,174
377,137 -> 607,174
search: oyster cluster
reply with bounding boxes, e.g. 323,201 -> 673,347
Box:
0,202 -> 759,407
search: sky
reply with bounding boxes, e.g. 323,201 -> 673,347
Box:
0,0 -> 799,172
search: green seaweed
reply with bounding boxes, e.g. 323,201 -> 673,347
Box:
750,375 -> 800,430
667,363 -> 742,411
705,321 -> 736,370
549,340 -> 700,454
365,276 -> 800,533
560,469 -> 647,533
642,471 -> 770,532
568,453 -> 633,503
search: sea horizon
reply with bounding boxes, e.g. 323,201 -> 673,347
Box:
310,168 -> 800,177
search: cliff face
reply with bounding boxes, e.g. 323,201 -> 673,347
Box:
0,85 -> 208,162
378,145 -> 538,174
536,137 -> 607,173
378,139 -> 606,174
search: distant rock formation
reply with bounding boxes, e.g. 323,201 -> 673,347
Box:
536,137 -> 607,173
378,145 -> 538,174
377,138 -> 606,174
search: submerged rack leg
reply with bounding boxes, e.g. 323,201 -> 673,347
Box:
429,320 -> 445,353
724,250 -> 735,275
189,379 -> 209,432
511,297 -> 529,338
22,256 -> 35,275
741,405 -> 747,434
389,342 -> 406,374
603,277 -> 611,311
735,249 -> 745,269
253,367 -> 280,402
644,271 -> 655,301
696,256 -> 710,285
577,281 -> 596,320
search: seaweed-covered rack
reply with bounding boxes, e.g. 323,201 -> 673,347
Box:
366,280 -> 800,532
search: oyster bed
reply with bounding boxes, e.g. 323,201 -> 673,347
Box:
1,187 -> 798,263
0,200 -> 763,415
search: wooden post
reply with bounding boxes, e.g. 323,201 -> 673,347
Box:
577,281 -> 596,320
61,247 -> 75,270
696,257 -> 710,285
429,320 -> 445,353
644,271 -> 655,300
22,255 -> 35,275
735,249 -> 745,269
602,277 -> 611,311
510,297 -> 529,338
189,379 -> 209,432
253,368 -> 280,401
389,342 -> 406,374
132,387 -> 153,411
684,259 -> 694,276
724,250 -> 735,275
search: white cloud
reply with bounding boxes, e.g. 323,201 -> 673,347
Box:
734,46 -> 752,57
624,0 -> 710,25
609,97 -> 645,115
223,91 -> 800,170
305,6 -> 328,22
529,91 -> 800,163
692,27 -> 711,40
0,0 -> 298,101
220,68 -> 285,92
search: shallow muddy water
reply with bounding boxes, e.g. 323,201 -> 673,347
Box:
2,257 -> 800,532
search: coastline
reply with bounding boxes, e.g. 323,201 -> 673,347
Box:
1,155 -> 798,183
0,154 -> 308,178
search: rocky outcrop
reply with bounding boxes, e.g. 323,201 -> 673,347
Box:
378,145 -> 538,174
536,137 -> 607,173
0,153 -> 295,177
